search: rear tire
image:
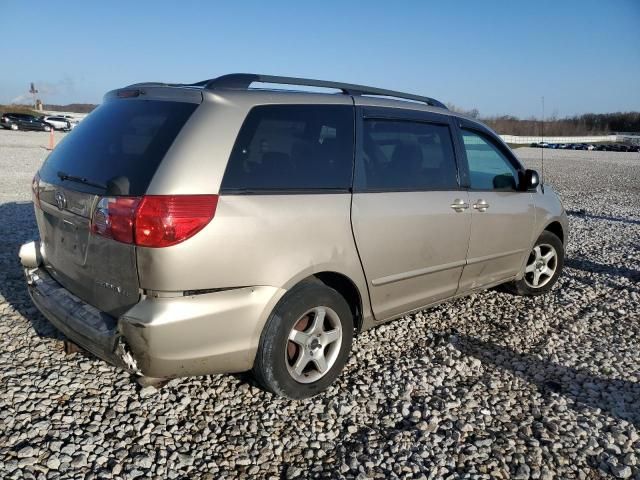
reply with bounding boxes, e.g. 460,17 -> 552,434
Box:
253,281 -> 354,399
503,230 -> 564,296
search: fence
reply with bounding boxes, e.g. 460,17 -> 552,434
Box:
499,134 -> 618,144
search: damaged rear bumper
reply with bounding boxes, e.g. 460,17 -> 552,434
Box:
25,266 -> 139,372
23,245 -> 285,379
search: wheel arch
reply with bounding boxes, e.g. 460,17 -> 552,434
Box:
279,271 -> 365,333
311,272 -> 364,333
543,220 -> 564,244
278,261 -> 372,333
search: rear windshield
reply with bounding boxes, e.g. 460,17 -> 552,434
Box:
39,99 -> 197,195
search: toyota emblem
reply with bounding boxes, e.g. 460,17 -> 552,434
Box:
55,191 -> 66,210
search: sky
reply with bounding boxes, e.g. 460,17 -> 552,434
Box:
1,0 -> 639,118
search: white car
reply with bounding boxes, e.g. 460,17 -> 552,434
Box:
41,116 -> 72,131
61,115 -> 80,129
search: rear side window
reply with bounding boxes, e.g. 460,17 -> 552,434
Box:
221,105 -> 354,192
356,119 -> 459,191
461,129 -> 519,190
39,100 -> 197,195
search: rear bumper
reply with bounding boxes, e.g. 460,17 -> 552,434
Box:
24,263 -> 285,379
26,267 -> 127,369
120,285 -> 285,378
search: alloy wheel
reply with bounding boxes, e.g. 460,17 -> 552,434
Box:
524,243 -> 558,288
285,306 -> 342,384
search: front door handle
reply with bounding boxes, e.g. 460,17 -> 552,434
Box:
473,199 -> 490,212
450,198 -> 469,212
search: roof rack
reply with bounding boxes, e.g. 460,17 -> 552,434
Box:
126,74 -> 447,109
126,81 -> 208,88
201,73 -> 447,109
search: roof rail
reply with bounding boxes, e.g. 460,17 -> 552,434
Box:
202,73 -> 447,109
126,80 -> 209,88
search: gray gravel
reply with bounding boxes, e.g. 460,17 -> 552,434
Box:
1,131 -> 639,479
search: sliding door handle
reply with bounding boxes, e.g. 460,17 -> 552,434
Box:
450,198 -> 469,212
473,199 -> 490,212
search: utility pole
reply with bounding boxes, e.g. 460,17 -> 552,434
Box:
29,83 -> 39,108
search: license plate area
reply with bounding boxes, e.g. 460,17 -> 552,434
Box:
43,208 -> 90,267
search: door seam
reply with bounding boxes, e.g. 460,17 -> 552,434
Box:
348,98 -> 377,324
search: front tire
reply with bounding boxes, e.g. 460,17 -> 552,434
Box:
504,230 -> 564,296
253,281 -> 354,399
10,123 -> 18,131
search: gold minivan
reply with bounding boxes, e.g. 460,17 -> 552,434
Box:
20,74 -> 567,398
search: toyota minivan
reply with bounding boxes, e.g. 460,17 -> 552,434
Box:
20,74 -> 567,398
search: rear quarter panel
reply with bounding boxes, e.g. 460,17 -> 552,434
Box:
136,194 -> 373,326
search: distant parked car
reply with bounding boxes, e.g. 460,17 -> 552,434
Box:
0,113 -> 52,132
558,144 -> 570,149
539,142 -> 549,148
619,144 -> 638,152
530,142 -> 539,147
41,115 -> 71,131
587,144 -> 596,151
56,114 -> 80,129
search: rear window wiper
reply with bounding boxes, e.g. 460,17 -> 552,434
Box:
57,171 -> 107,191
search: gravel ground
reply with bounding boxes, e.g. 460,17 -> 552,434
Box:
1,130 -> 639,479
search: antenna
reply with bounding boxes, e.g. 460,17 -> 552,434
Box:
540,96 -> 545,193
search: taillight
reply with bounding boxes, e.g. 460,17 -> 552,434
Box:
90,195 -> 218,248
31,173 -> 41,208
135,195 -> 218,247
91,197 -> 140,244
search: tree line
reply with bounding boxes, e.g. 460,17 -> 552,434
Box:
446,104 -> 640,136
44,103 -> 97,114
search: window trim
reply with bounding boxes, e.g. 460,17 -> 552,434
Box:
455,120 -> 526,193
219,104 -> 356,195
353,107 -> 463,193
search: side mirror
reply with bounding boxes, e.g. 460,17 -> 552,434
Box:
521,169 -> 540,191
